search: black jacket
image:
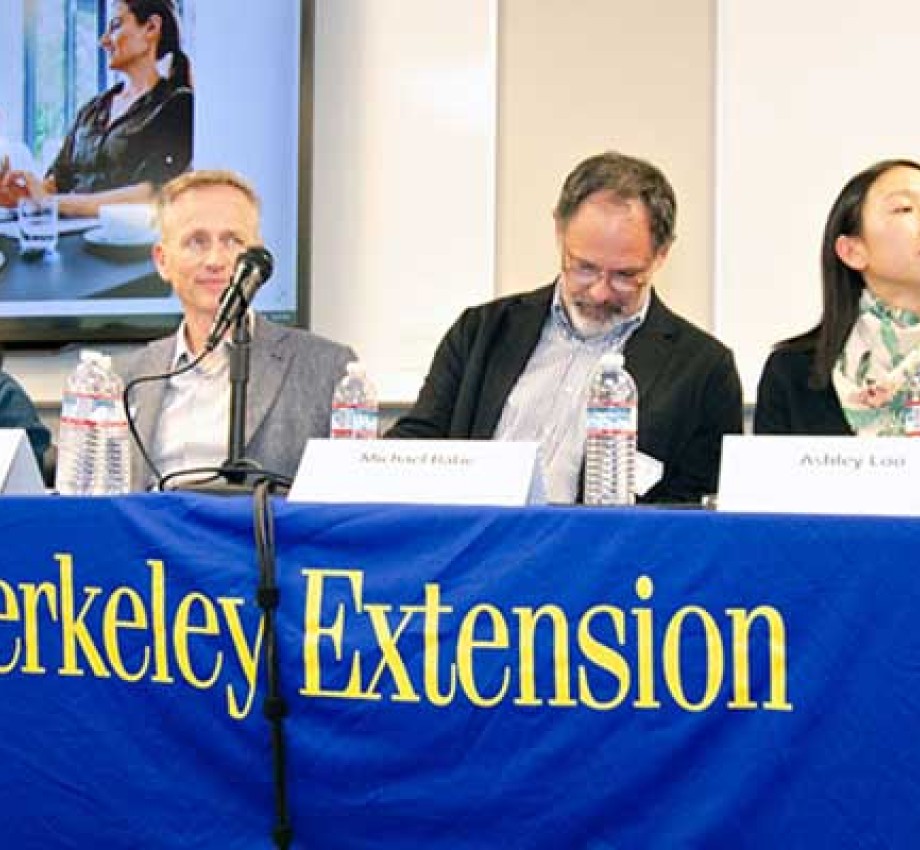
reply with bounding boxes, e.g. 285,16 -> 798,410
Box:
49,79 -> 193,193
388,284 -> 743,502
754,346 -> 852,435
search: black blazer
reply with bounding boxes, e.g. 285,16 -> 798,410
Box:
388,284 -> 744,502
754,347 -> 852,435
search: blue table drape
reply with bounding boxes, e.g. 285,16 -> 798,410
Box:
0,494 -> 917,848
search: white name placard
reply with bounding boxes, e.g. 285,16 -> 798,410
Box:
0,429 -> 45,495
718,435 -> 920,516
289,439 -> 546,506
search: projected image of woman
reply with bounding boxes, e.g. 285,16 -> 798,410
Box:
0,0 -> 193,217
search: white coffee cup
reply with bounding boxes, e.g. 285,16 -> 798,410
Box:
98,203 -> 155,241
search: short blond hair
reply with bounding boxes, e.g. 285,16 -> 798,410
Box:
155,169 -> 261,229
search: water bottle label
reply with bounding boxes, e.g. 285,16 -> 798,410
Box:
905,401 -> 920,436
331,404 -> 378,439
587,403 -> 637,436
352,409 -> 378,439
61,392 -> 125,426
330,404 -> 355,438
57,389 -> 130,495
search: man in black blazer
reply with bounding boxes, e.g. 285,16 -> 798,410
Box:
388,152 -> 743,504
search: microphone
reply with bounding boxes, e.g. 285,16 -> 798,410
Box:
204,246 -> 274,351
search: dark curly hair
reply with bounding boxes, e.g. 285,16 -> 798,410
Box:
553,151 -> 676,253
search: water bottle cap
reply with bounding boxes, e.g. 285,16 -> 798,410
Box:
599,351 -> 624,369
346,361 -> 366,377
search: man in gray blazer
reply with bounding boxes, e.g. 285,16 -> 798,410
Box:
118,169 -> 355,490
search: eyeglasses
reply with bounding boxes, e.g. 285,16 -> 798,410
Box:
172,232 -> 249,261
562,248 -> 655,290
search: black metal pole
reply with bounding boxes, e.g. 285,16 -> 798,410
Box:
224,313 -> 251,483
254,481 -> 293,848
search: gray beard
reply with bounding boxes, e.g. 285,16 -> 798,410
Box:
568,300 -> 625,337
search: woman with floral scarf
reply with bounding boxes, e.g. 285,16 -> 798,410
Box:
755,159 -> 920,436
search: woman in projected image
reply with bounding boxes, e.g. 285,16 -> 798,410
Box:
754,158 -> 920,435
0,0 -> 193,218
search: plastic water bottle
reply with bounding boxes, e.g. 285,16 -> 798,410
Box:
584,351 -> 638,505
330,362 -> 379,439
905,370 -> 920,437
55,350 -> 131,495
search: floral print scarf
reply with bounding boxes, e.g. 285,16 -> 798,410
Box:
832,289 -> 920,435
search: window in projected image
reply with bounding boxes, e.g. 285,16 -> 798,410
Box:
0,0 -> 307,344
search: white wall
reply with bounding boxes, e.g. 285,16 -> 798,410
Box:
716,0 -> 920,397
495,0 -> 715,333
311,0 -> 497,401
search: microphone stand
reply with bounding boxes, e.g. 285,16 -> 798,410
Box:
225,317 -> 294,846
168,315 -> 295,845
223,311 -> 252,484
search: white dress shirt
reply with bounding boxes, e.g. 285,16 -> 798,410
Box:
493,283 -> 648,503
148,323 -> 233,486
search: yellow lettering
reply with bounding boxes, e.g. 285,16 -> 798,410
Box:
148,560 -> 174,684
102,587 -> 149,682
632,575 -> 660,708
577,605 -> 630,710
726,606 -> 793,711
19,576 -> 57,674
56,553 -> 109,678
0,579 -> 22,674
301,569 -> 367,699
420,583 -> 457,707
173,592 -> 222,689
364,604 -> 420,702
218,597 -> 264,720
513,604 -> 575,707
456,604 -> 510,707
663,606 -> 723,711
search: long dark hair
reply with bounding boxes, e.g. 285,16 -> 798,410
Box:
782,158 -> 920,389
123,0 -> 192,89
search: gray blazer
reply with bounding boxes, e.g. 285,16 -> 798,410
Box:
117,314 -> 355,490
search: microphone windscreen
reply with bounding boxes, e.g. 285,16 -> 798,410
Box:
233,246 -> 275,303
242,246 -> 274,281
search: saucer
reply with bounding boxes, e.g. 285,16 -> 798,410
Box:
84,225 -> 157,247
83,225 -> 157,261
